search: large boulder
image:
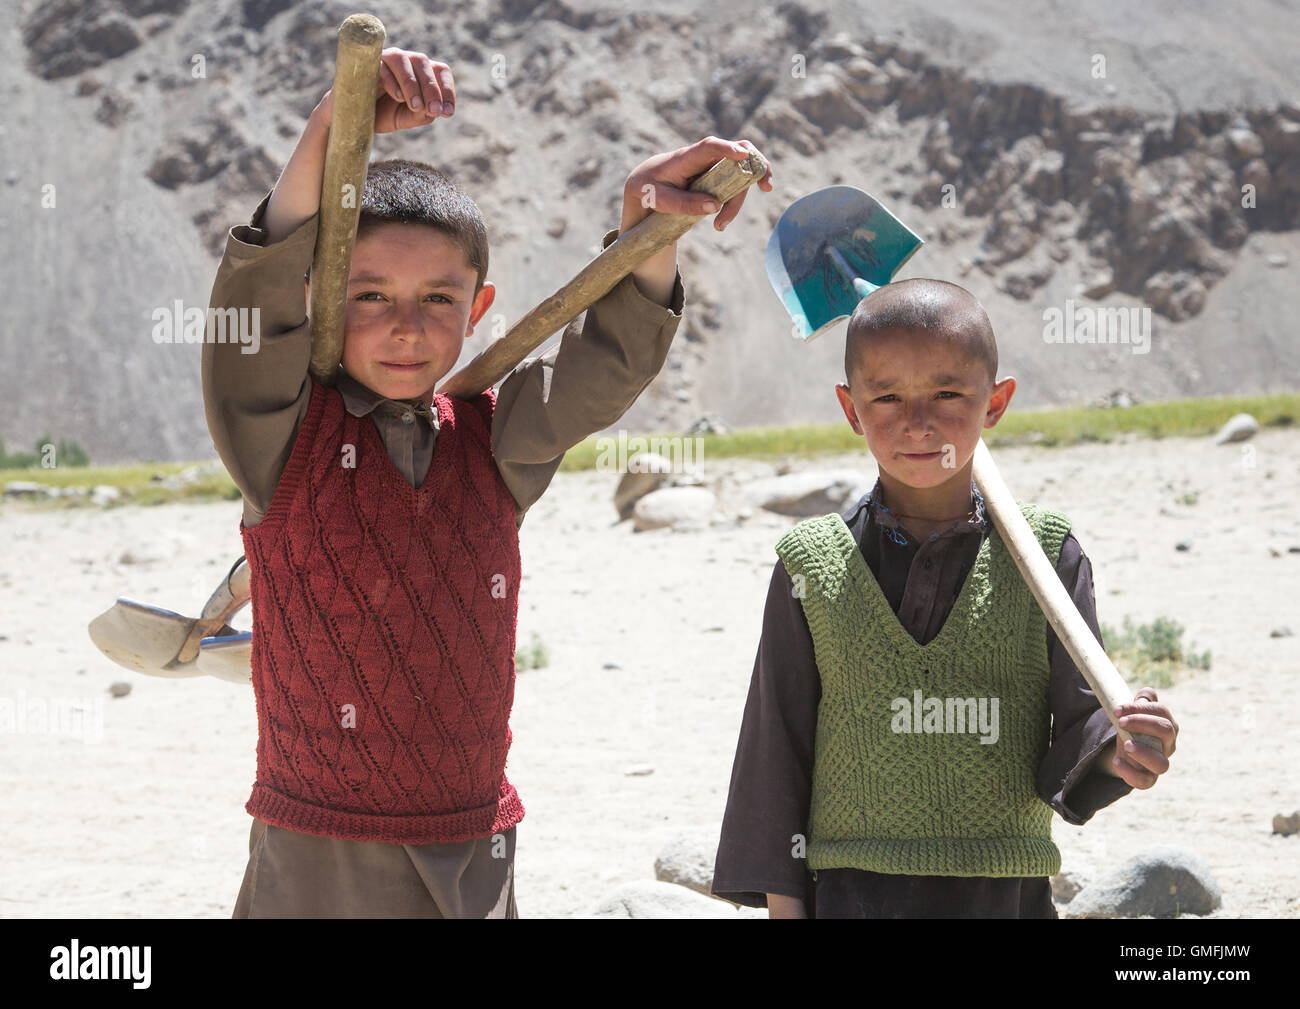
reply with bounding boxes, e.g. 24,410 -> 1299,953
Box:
1063,846 -> 1222,918
743,470 -> 869,517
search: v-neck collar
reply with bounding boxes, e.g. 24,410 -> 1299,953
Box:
352,389 -> 456,499
829,511 -> 995,656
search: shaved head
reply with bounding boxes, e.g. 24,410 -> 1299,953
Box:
845,279 -> 997,388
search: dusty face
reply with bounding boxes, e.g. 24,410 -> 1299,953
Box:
835,327 -> 1007,491
334,222 -> 495,402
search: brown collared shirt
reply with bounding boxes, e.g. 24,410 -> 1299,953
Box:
712,478 -> 1133,917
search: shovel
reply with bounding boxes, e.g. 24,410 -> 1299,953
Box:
766,186 -> 1163,756
766,186 -> 923,342
87,557 -> 250,676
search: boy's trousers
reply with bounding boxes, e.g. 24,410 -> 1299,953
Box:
232,817 -> 518,918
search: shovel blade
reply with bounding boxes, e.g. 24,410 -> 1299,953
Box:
765,186 -> 923,342
87,598 -> 204,677
197,632 -> 253,685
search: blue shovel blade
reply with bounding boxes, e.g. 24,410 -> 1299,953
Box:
765,186 -> 923,342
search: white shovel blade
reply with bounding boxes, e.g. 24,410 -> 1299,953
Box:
197,632 -> 252,685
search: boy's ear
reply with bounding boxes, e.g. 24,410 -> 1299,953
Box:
465,281 -> 496,337
835,382 -> 864,436
983,376 -> 1016,428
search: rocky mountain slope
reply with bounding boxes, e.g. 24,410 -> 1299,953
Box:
2,0 -> 1297,463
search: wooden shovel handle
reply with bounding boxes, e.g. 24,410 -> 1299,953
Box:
437,151 -> 770,400
308,13 -> 386,386
970,440 -> 1164,756
174,559 -> 253,666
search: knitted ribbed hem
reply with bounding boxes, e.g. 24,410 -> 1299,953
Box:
246,781 -> 525,845
808,837 -> 1061,878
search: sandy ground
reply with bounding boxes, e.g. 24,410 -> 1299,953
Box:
2,427 -> 1298,918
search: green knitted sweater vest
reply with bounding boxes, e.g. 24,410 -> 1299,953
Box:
775,501 -> 1073,878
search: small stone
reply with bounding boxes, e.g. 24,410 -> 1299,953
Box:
602,661 -> 622,670
109,681 -> 132,698
1270,627 -> 1294,638
1214,413 -> 1259,444
4,481 -> 50,497
655,834 -> 719,897
623,764 -> 655,777
1175,540 -> 1192,552
1266,253 -> 1288,268
1051,871 -> 1085,903
1272,811 -> 1300,836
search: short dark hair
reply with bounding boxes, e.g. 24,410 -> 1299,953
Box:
844,278 -> 997,387
356,159 -> 489,294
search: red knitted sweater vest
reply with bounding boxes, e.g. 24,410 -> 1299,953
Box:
238,374 -> 524,844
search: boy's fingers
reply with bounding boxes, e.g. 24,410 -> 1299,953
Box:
434,63 -> 455,113
663,135 -> 754,182
714,189 -> 748,230
1118,714 -> 1174,739
1120,735 -> 1170,777
378,61 -> 403,105
1115,754 -> 1157,789
413,57 -> 447,115
384,49 -> 422,109
633,180 -> 720,218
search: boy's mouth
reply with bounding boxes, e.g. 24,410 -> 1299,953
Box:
379,361 -> 428,372
900,451 -> 942,461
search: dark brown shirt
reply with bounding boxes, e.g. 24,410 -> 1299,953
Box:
712,478 -> 1133,917
202,190 -> 685,528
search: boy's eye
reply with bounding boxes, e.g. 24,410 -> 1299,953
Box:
354,292 -> 452,303
873,391 -> 960,402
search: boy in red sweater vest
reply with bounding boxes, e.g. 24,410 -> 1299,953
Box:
202,45 -> 773,917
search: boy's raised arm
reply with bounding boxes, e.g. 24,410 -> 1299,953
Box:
201,106 -> 328,527
204,50 -> 457,525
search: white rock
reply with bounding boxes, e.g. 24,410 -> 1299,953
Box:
1214,413 -> 1258,444
4,481 -> 52,497
633,486 -> 715,531
590,881 -> 747,919
654,834 -> 718,897
613,452 -> 675,519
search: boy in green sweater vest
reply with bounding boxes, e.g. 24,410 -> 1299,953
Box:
712,279 -> 1179,918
